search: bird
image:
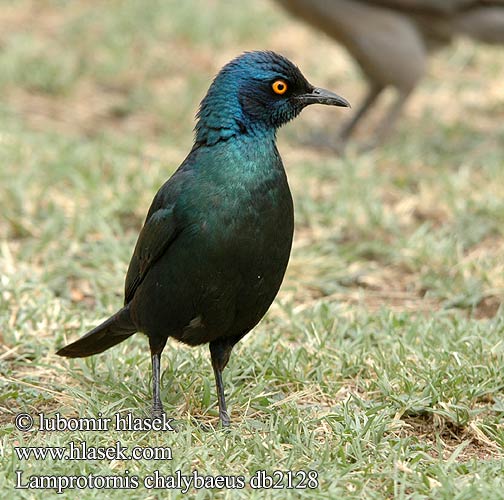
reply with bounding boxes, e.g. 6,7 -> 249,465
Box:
275,0 -> 504,146
56,51 -> 350,427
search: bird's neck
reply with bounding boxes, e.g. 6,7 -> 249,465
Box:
193,126 -> 278,160
194,117 -> 276,147
189,128 -> 283,186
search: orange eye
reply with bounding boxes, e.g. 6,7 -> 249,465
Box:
272,80 -> 288,95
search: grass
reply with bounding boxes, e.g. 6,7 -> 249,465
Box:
1,0 -> 503,498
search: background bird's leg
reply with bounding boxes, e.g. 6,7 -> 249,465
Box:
368,88 -> 412,149
209,340 -> 233,427
339,84 -> 383,143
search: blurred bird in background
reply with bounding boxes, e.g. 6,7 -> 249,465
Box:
275,0 -> 504,147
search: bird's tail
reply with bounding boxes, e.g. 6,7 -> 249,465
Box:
56,305 -> 137,358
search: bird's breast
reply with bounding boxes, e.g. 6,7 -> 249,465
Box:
200,165 -> 293,259
190,170 -> 293,341
134,144 -> 295,345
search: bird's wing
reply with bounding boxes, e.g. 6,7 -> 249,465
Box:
124,205 -> 179,304
123,167 -> 192,304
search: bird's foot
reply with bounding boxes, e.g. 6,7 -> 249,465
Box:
219,410 -> 230,428
151,403 -> 165,420
357,139 -> 380,153
299,132 -> 347,155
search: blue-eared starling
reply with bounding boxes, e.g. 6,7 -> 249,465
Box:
57,51 -> 349,427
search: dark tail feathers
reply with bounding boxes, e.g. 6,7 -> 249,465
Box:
56,306 -> 137,358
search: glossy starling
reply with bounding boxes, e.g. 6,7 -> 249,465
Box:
57,51 -> 350,426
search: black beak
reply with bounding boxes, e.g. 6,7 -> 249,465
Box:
296,86 -> 350,108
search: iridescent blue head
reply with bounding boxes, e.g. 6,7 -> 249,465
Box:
195,51 -> 350,146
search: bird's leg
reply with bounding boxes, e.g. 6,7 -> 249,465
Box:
369,88 -> 411,148
209,340 -> 233,428
339,84 -> 383,143
213,365 -> 230,428
151,351 -> 165,419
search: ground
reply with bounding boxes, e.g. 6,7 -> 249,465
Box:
0,1 -> 503,498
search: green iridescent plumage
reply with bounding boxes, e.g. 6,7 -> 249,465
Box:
57,51 -> 349,427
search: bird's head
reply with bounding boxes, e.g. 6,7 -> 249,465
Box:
195,51 -> 349,146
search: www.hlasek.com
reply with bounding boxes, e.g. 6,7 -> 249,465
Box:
13,412 -> 319,493
15,440 -> 173,461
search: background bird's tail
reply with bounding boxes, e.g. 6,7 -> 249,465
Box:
56,305 -> 137,358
